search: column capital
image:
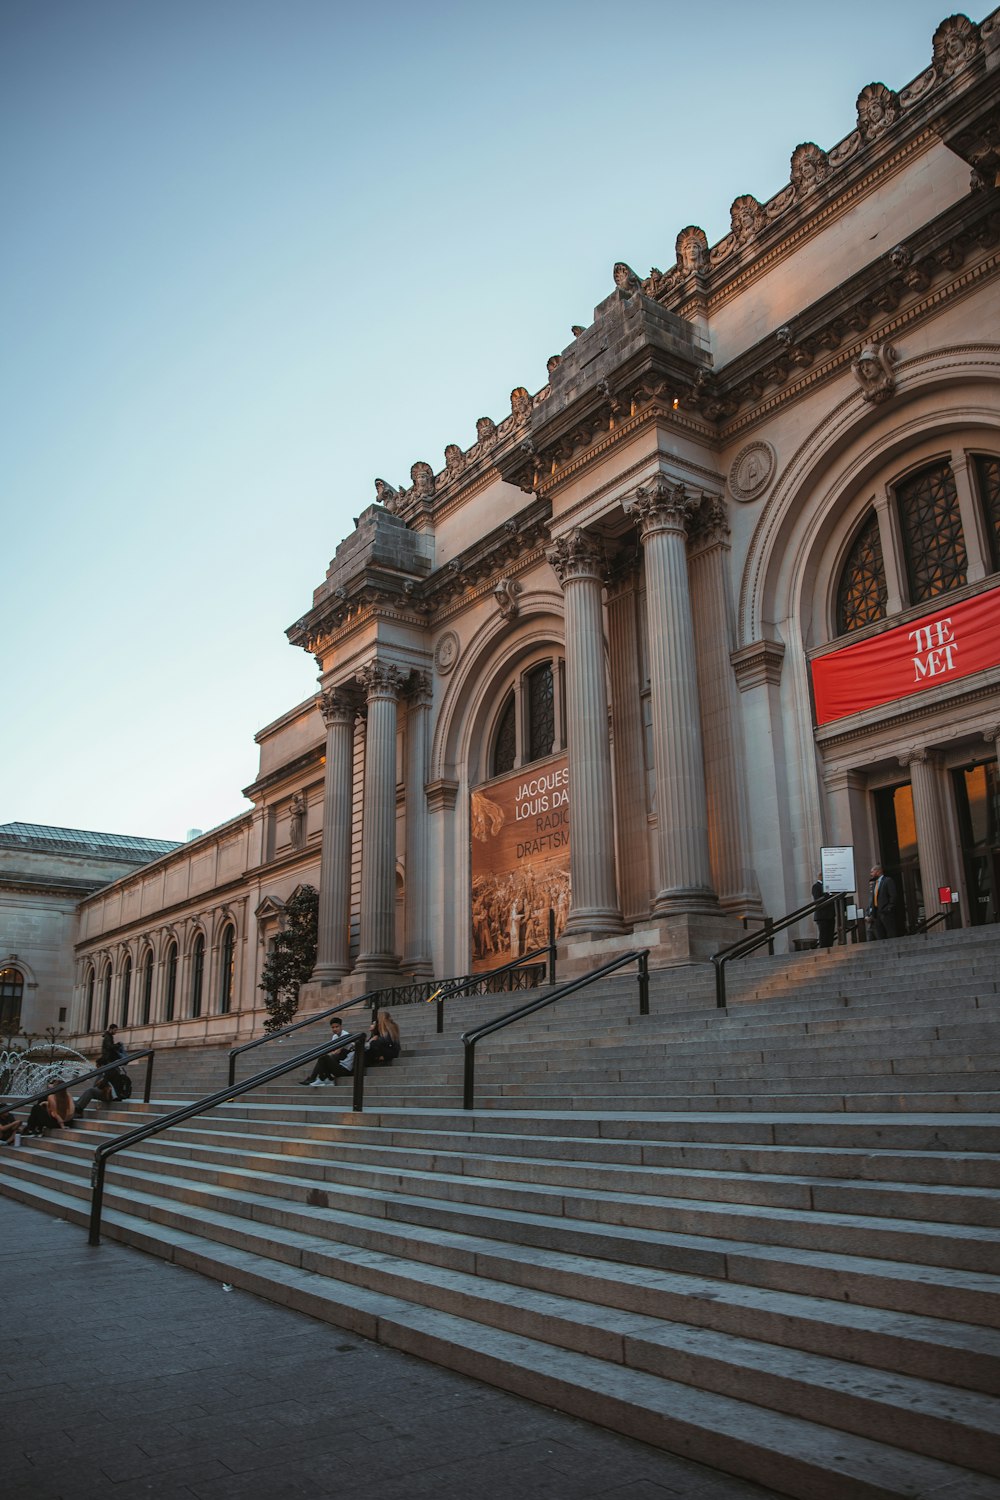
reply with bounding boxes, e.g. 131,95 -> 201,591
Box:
983,723 -> 1000,746
687,495 -> 730,553
546,526 -> 604,587
898,746 -> 932,769
358,660 -> 404,702
319,687 -> 356,728
625,473 -> 699,541
405,670 -> 433,708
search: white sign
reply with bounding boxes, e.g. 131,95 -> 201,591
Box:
820,845 -> 856,895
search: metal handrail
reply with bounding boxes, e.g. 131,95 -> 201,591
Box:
433,908 -> 557,1033
3,1049 -> 156,1115
461,949 -> 648,1110
89,1026 -> 370,1245
712,894 -> 846,1009
914,910 -> 948,934
228,992 -> 378,1086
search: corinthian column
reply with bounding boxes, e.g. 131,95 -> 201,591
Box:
687,498 -> 760,914
357,660 -> 403,972
900,747 -> 949,920
627,474 -> 717,913
313,688 -> 357,980
546,527 -> 624,936
403,672 -> 433,977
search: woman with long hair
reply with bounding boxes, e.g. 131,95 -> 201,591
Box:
365,1009 -> 401,1066
24,1079 -> 76,1136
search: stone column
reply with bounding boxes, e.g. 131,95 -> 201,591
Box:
357,660 -> 403,973
546,527 -> 624,936
688,497 -> 761,914
606,562 -> 652,923
900,747 -> 949,919
626,475 -> 717,913
984,723 -> 1000,769
403,672 -> 433,977
313,687 -> 356,981
951,453 -> 989,583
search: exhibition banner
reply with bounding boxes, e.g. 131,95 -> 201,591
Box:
811,585 -> 1000,726
470,756 -> 571,973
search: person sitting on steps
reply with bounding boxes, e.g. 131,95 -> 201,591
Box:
300,1016 -> 351,1086
365,1008 -> 401,1067
23,1078 -> 76,1136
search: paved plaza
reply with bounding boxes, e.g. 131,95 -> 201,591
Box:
0,1195 -> 782,1500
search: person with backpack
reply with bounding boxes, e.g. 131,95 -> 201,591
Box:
98,1024 -> 131,1100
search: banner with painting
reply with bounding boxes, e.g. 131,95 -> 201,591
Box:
470,757 -> 571,973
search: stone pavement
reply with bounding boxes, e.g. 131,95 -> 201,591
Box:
0,1196 -> 784,1500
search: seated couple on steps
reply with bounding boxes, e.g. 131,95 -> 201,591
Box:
301,1009 -> 401,1087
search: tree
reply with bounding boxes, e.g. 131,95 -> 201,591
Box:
259,885 -> 318,1032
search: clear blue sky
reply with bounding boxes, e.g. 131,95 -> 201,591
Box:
1,0 -> 976,841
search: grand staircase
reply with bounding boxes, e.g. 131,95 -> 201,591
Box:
3,925 -> 1000,1499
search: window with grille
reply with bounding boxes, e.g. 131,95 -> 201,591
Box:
837,510 -> 887,634
492,694 -> 517,776
120,956 -> 132,1028
191,934 -> 205,1018
84,968 -> 95,1032
527,663 -> 555,762
101,965 -> 112,1030
0,966 -> 23,1032
141,950 -> 154,1025
975,454 -> 1000,573
896,461 -> 967,603
165,943 -> 178,1022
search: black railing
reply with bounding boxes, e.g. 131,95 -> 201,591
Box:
2,1049 -> 156,1116
914,910 -> 948,934
461,949 -> 648,1110
712,894 -> 846,1009
89,1027 -> 370,1246
432,909 -> 557,1034
228,993 -> 378,1086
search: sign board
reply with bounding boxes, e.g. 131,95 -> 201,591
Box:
470,756 -> 571,974
820,845 -> 856,895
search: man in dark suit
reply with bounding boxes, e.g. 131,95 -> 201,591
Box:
868,864 -> 898,939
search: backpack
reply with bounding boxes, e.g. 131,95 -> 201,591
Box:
116,1073 -> 133,1100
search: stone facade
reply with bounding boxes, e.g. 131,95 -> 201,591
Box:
72,10 -> 1000,1040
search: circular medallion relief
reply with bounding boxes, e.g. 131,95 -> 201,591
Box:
728,440 -> 776,502
434,631 -> 460,675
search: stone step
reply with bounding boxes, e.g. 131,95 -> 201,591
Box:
3,1160 -> 999,1496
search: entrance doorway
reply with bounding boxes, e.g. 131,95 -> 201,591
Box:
953,761 -> 1000,926
872,782 -> 919,934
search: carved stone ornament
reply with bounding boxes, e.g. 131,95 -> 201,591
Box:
494,577 -> 522,621
728,440 -> 777,502
358,660 -> 404,699
405,670 -> 433,707
851,341 -> 897,404
730,194 -> 766,247
288,793 -> 306,850
510,386 -> 533,424
856,82 -> 901,143
319,688 -> 356,728
545,527 -> 604,586
675,225 -> 709,275
790,142 -> 831,197
374,477 -> 399,512
410,461 -> 435,499
626,473 -> 698,538
476,416 -> 497,447
546,354 -> 562,375
444,444 -> 466,479
612,261 -> 642,295
932,14 -> 981,79
433,630 -> 460,675
888,243 -> 912,271
571,324 -> 585,338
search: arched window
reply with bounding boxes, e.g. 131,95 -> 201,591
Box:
120,956 -> 132,1028
84,967 -> 95,1032
489,657 -> 564,778
896,460 -> 967,604
141,949 -> 154,1025
191,934 -> 205,1018
218,924 -> 235,1014
974,453 -> 1000,571
0,966 -> 24,1033
837,510 -> 887,634
100,963 -> 113,1030
165,942 -> 178,1022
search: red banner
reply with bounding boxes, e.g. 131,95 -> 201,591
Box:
811,586 -> 1000,726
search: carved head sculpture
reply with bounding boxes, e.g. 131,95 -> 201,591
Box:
791,142 -> 830,195
510,387 -> 532,424
933,13 -> 980,76
410,461 -> 435,498
851,341 -> 897,404
613,261 -> 642,295
730,194 -> 765,246
675,225 -> 709,275
444,443 -> 465,476
546,354 -> 562,375
856,82 -> 900,143
476,416 -> 497,446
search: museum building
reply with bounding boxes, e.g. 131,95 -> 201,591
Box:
69,10 -> 1000,1047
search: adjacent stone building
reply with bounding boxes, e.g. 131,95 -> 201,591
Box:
72,10 -> 1000,1045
